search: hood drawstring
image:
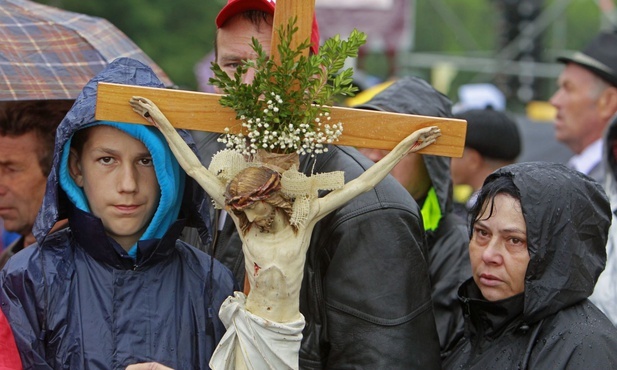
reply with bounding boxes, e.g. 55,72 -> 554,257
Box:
38,247 -> 48,343
520,319 -> 544,370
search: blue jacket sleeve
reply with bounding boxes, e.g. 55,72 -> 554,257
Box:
0,249 -> 53,370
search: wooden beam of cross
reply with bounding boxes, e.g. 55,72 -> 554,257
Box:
94,0 -> 466,157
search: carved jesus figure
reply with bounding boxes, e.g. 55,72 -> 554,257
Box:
130,96 -> 440,369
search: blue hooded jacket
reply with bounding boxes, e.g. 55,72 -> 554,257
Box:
0,58 -> 236,369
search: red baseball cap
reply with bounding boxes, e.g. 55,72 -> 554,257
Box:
216,0 -> 320,54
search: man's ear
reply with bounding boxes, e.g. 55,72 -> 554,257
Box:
465,148 -> 483,170
68,148 -> 84,187
599,86 -> 617,121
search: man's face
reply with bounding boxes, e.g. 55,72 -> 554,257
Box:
358,148 -> 431,200
0,132 -> 48,236
69,126 -> 160,250
550,63 -> 607,154
215,14 -> 273,87
450,149 -> 472,187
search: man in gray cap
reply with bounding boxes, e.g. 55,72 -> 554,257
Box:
451,108 -> 521,216
550,30 -> 617,183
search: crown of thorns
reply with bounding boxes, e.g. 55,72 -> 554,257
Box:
225,170 -> 282,211
210,150 -> 344,227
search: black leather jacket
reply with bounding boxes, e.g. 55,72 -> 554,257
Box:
184,132 -> 441,369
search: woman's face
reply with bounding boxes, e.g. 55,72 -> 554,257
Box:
469,193 -> 530,301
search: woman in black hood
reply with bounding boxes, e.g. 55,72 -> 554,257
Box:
443,162 -> 617,369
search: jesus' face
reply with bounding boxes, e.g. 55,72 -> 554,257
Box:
243,200 -> 276,232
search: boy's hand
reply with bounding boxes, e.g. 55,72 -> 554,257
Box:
126,362 -> 173,370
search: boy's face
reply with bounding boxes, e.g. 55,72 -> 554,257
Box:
69,126 -> 160,250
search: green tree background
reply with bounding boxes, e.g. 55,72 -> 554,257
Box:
35,0 -> 608,105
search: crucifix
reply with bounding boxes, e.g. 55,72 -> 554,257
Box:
94,1 -> 466,156
96,1 -> 466,369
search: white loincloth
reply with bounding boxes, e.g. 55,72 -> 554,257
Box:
209,292 -> 305,370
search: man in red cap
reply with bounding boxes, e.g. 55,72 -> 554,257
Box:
184,0 -> 442,368
551,30 -> 617,184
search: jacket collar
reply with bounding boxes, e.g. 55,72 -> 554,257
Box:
68,205 -> 186,270
459,278 -> 525,340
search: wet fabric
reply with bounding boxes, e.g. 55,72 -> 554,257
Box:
443,162 -> 617,369
210,292 -> 304,370
0,58 -> 236,369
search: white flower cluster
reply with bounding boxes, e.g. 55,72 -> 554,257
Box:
217,92 -> 344,157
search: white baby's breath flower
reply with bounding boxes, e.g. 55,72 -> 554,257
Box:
208,22 -> 364,156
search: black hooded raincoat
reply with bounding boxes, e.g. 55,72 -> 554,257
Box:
443,162 -> 617,369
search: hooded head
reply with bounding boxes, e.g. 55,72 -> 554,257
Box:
472,162 -> 610,322
355,76 -> 454,231
34,58 -> 209,251
59,121 -> 183,257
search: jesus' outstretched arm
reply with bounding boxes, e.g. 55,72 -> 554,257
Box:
313,125 -> 440,221
130,96 -> 227,207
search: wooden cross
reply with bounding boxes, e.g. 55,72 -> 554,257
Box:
95,0 -> 466,157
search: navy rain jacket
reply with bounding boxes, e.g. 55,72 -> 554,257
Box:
0,58 -> 236,369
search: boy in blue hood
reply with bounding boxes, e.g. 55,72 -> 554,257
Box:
0,58 -> 236,369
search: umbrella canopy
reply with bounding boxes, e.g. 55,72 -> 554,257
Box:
0,0 -> 172,101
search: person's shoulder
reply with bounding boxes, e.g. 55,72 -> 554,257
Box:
536,300 -> 617,348
173,240 -> 236,285
548,299 -> 616,326
174,239 -> 213,262
530,300 -> 617,367
2,228 -> 73,279
313,145 -> 418,213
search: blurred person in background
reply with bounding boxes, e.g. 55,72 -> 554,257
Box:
356,76 -> 470,355
0,100 -> 72,269
550,30 -> 617,183
451,109 -> 521,219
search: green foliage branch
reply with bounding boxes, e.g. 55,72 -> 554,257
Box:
210,18 -> 367,156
